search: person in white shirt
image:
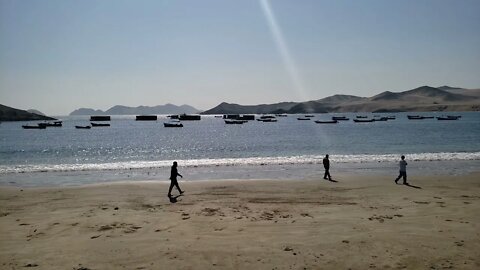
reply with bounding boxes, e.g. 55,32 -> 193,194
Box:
395,155 -> 408,184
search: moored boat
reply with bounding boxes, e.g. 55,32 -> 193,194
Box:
22,124 -> 46,129
297,117 -> 311,120
257,118 -> 277,122
407,115 -> 433,120
136,115 -> 157,121
90,116 -> 110,121
437,116 -> 460,120
332,116 -> 349,121
75,125 -> 91,129
353,119 -> 375,123
164,122 -> 183,127
43,121 -> 62,127
91,122 -> 110,127
179,114 -> 201,121
224,119 -> 246,124
314,120 -> 338,124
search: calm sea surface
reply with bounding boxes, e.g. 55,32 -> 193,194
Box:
1,112 -> 479,186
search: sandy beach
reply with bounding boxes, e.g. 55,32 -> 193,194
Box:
1,173 -> 479,270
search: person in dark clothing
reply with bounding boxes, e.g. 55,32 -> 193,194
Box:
395,155 -> 408,185
168,161 -> 184,197
323,154 -> 332,180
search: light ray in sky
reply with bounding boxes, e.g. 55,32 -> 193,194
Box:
260,0 -> 307,100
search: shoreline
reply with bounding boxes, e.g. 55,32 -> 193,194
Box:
1,159 -> 479,187
1,172 -> 479,269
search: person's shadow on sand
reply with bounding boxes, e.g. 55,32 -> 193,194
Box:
404,183 -> 422,189
327,179 -> 338,183
396,182 -> 422,189
169,195 -> 182,203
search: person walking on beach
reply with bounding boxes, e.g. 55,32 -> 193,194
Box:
168,161 -> 184,197
395,155 -> 408,185
323,154 -> 332,180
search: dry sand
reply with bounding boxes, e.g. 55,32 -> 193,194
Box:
1,173 -> 479,269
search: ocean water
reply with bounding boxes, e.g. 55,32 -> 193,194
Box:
1,112 -> 479,186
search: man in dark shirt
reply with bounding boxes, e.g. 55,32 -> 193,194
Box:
168,161 -> 184,197
323,154 -> 332,181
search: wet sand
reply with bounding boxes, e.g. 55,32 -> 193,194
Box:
1,173 -> 479,269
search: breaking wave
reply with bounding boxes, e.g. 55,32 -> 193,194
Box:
1,152 -> 479,174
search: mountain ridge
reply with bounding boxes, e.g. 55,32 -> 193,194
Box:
201,86 -> 479,114
70,104 -> 200,116
1,104 -> 56,121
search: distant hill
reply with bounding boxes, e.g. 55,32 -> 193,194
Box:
70,104 -> 200,115
27,109 -> 46,116
0,104 -> 56,121
316,94 -> 367,104
201,101 -> 297,115
202,86 -> 480,114
70,108 -> 105,116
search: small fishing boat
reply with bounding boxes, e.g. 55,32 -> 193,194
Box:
356,115 -> 368,119
22,124 -> 46,129
373,117 -> 388,121
297,117 -> 311,120
224,120 -> 246,124
386,116 -> 396,120
353,119 -> 375,123
90,116 -> 110,121
314,120 -> 338,124
407,115 -> 433,120
136,115 -> 157,121
44,121 -> 62,127
437,116 -> 460,120
304,115 -> 315,118
91,122 -> 110,127
257,118 -> 277,122
275,114 -> 288,117
259,115 -> 276,119
332,116 -> 349,121
179,114 -> 201,121
75,125 -> 91,129
164,122 -> 183,127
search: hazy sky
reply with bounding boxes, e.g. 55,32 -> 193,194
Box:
1,0 -> 479,115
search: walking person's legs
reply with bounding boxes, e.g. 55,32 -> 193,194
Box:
168,180 -> 175,197
175,182 -> 184,194
402,171 -> 407,184
395,172 -> 402,183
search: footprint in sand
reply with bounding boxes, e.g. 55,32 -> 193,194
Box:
454,240 -> 465,247
200,208 -> 224,217
368,214 -> 403,223
260,212 -> 274,220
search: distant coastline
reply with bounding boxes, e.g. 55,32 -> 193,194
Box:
69,104 -> 200,116
3,85 -> 479,121
0,104 -> 56,122
202,85 -> 480,114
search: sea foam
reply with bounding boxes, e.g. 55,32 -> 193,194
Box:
1,152 -> 479,174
